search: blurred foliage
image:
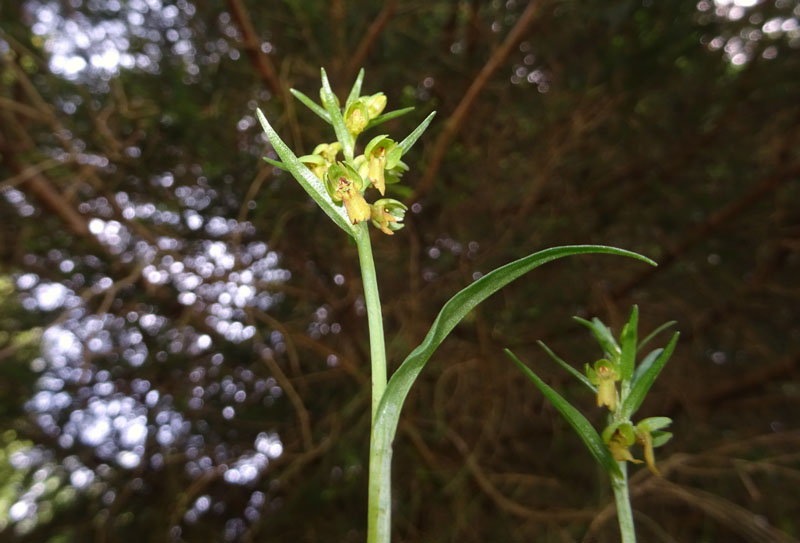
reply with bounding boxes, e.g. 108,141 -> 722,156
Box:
1,0 -> 799,541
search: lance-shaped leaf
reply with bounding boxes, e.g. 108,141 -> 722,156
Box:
637,320 -> 677,353
631,347 -> 662,389
537,340 -> 596,392
398,111 -> 436,155
346,68 -> 365,108
256,108 -> 355,236
289,88 -> 331,123
619,305 -> 639,384
262,157 -> 289,171
651,431 -> 673,447
367,246 -> 653,524
507,350 -> 622,478
320,68 -> 355,160
365,107 -> 416,130
574,316 -> 621,359
621,332 -> 679,418
368,246 -> 652,535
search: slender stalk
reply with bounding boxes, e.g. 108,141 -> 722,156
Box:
611,462 -> 636,543
355,223 -> 391,543
355,223 -> 388,418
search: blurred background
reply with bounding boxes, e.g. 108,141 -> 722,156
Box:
1,0 -> 799,541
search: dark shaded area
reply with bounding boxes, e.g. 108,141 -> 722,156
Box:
1,0 -> 799,541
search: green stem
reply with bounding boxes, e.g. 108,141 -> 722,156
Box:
611,461 -> 636,543
355,223 -> 391,543
355,223 -> 388,418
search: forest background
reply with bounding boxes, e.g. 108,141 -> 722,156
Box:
1,0 -> 799,541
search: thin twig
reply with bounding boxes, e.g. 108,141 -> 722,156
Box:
345,0 -> 398,81
225,0 -> 281,96
412,0 -> 544,202
255,341 -> 313,451
0,158 -> 65,190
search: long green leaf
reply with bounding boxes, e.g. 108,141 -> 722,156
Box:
256,108 -> 355,235
505,350 -> 622,477
262,157 -> 289,171
398,111 -> 436,155
289,88 -> 331,123
365,107 -> 416,130
369,246 -> 652,520
630,347 -> 662,389
574,316 -> 621,359
367,246 -> 653,538
320,68 -> 354,160
619,305 -> 638,384
637,320 -> 677,353
537,340 -> 596,392
621,332 -> 679,418
346,68 -> 365,108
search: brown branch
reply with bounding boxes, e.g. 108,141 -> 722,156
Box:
412,0 -> 544,202
446,428 -> 594,522
255,341 -> 314,451
226,0 -> 281,96
345,0 -> 398,81
0,97 -> 49,121
0,158 -> 64,190
649,478 -> 797,543
9,166 -> 89,236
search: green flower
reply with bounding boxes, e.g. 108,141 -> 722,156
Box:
634,417 -> 673,476
299,154 -> 327,180
364,135 -> 401,195
345,99 -> 369,136
370,198 -> 407,235
312,142 -> 342,163
300,142 -> 342,180
607,424 -> 641,464
326,162 -> 370,224
586,359 -> 620,411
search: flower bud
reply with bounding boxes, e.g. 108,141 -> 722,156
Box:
366,92 -> 387,119
312,142 -> 342,164
299,154 -> 327,180
345,99 -> 369,136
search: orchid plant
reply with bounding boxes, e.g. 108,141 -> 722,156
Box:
256,68 -> 658,543
507,306 -> 679,543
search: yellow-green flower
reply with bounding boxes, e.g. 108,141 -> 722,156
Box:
586,359 -> 620,411
345,99 -> 369,136
365,92 -> 387,119
299,154 -> 327,180
364,135 -> 401,195
326,162 -> 370,224
312,142 -> 342,163
370,198 -> 407,235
